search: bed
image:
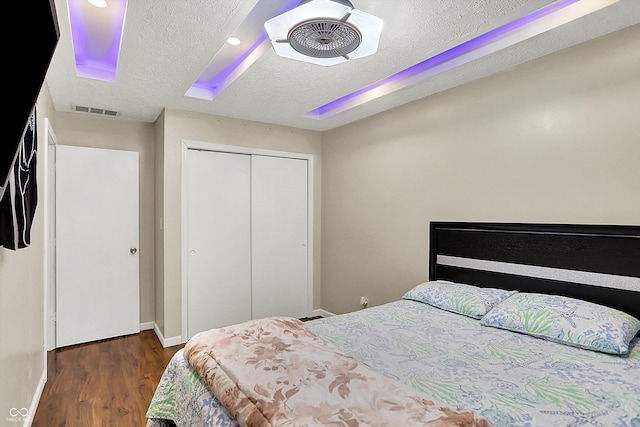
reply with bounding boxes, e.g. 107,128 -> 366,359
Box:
146,222 -> 640,427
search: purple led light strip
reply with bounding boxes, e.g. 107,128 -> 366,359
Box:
191,32 -> 269,93
69,0 -> 128,82
306,0 -> 579,119
191,0 -> 302,97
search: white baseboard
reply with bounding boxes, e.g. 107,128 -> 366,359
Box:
23,368 -> 47,427
153,322 -> 184,348
312,309 -> 335,317
140,321 -> 154,331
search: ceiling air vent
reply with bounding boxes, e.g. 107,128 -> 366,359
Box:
72,105 -> 119,117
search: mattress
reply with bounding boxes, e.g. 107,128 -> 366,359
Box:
146,299 -> 640,427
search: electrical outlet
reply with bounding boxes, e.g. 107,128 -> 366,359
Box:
360,296 -> 369,308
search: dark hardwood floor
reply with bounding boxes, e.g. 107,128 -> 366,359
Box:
32,330 -> 184,427
33,316 -> 322,426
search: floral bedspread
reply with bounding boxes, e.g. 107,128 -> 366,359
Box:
147,300 -> 640,427
181,316 -> 491,427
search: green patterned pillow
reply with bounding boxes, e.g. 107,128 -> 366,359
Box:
480,292 -> 640,355
402,280 -> 516,319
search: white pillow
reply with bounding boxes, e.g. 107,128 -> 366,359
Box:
403,280 -> 516,319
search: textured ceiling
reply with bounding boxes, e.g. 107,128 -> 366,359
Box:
45,0 -> 640,131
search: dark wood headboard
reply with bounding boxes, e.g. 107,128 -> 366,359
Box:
429,222 -> 640,319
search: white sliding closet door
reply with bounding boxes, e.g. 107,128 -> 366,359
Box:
251,155 -> 308,319
186,150 -> 252,338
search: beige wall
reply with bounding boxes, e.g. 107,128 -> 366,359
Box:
159,109 -> 323,339
0,84 -> 56,421
321,25 -> 640,315
54,112 -> 156,324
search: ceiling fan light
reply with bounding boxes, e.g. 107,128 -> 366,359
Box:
341,9 -> 382,59
264,0 -> 382,66
271,41 -> 347,66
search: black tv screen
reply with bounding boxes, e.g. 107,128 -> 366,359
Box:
2,0 -> 59,189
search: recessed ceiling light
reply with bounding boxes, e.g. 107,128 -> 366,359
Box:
226,37 -> 242,46
88,0 -> 107,8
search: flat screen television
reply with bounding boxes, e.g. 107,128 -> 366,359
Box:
2,0 -> 59,191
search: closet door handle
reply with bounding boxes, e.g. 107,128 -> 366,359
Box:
130,247 -> 137,254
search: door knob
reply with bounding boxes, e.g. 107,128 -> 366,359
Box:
130,247 -> 137,254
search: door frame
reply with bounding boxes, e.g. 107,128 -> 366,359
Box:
180,140 -> 315,343
43,118 -> 58,351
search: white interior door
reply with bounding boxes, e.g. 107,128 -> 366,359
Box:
251,155 -> 309,319
55,145 -> 140,348
186,149 -> 252,338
